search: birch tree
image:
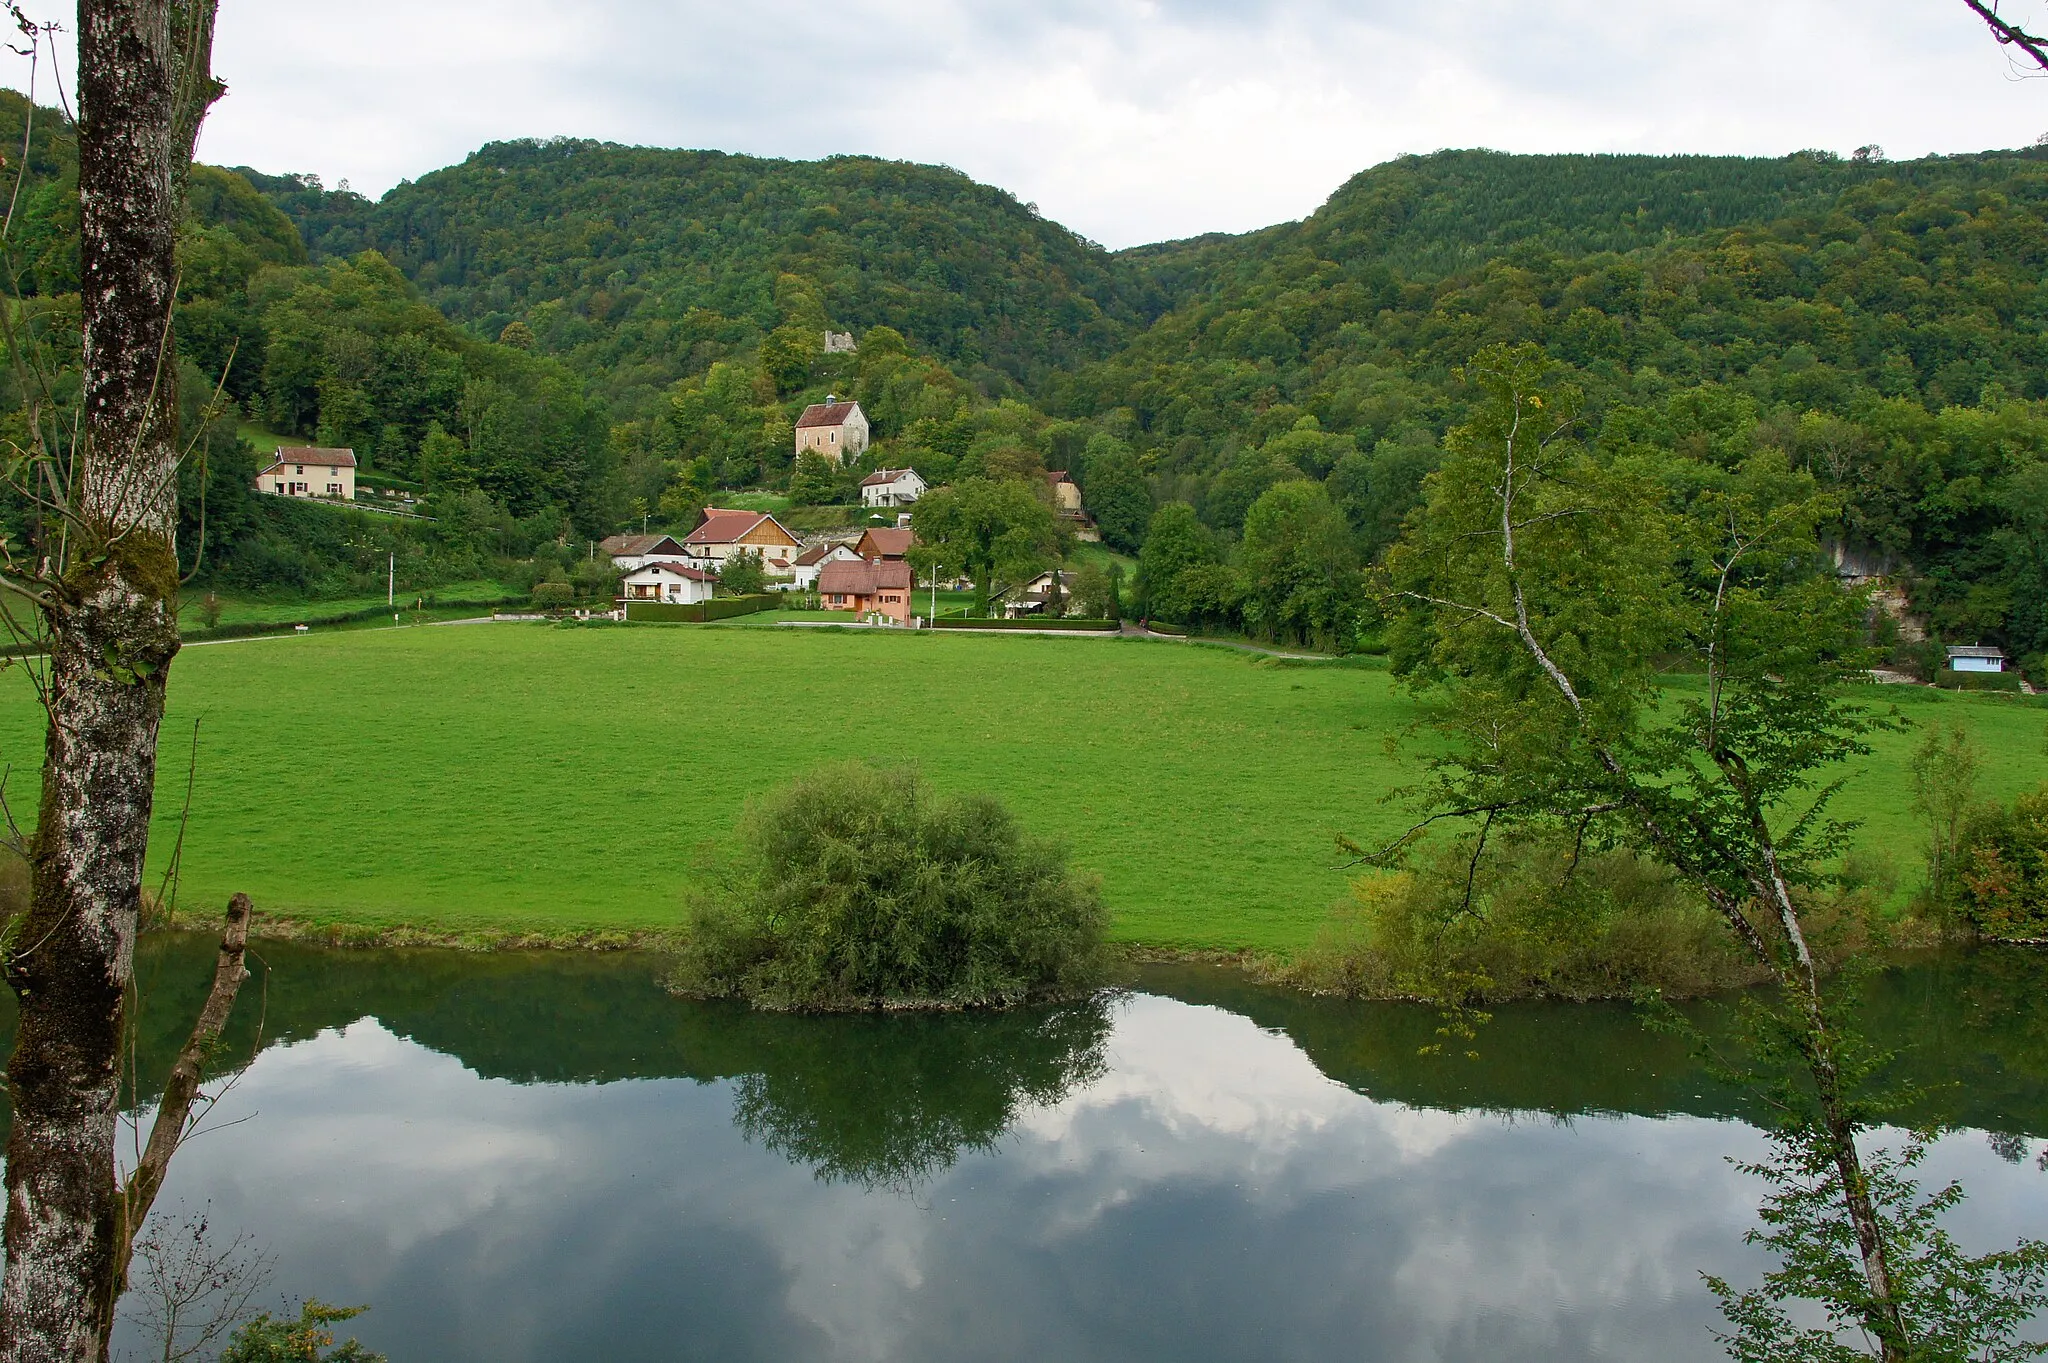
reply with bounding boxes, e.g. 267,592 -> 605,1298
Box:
0,4 -> 250,1361
1377,342 -> 1989,1361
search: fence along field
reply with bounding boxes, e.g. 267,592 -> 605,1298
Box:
0,623 -> 2037,952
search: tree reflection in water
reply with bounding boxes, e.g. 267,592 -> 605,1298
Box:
730,998 -> 1114,1191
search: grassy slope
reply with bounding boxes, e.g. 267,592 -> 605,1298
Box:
236,422 -> 294,455
178,579 -> 516,628
0,625 -> 2039,952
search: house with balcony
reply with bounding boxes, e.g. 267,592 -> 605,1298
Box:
619,562 -> 716,605
859,468 -> 926,509
682,509 -> 804,572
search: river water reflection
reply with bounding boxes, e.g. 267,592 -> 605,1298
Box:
17,940 -> 2048,1361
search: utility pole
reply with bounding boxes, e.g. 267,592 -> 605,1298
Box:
930,563 -> 939,621
388,552 -> 395,607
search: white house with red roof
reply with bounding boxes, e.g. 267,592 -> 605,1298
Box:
859,468 -> 926,509
795,397 -> 869,466
682,508 -> 804,572
254,446 -> 356,500
619,562 -> 716,605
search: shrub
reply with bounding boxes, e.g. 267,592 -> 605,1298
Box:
1957,783 -> 2048,939
928,616 -> 1115,631
1936,668 -> 2027,693
623,595 -> 775,622
1282,832 -> 1882,1003
220,1301 -> 385,1363
718,548 -> 768,595
671,762 -> 1108,1010
530,580 -> 574,609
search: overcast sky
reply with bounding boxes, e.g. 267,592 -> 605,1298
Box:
11,1 -> 2048,248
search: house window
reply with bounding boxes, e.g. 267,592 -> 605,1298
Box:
294,465 -> 304,474
273,481 -> 284,493
326,483 -> 341,496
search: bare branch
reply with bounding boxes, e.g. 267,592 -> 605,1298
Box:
117,894 -> 254,1286
1962,0 -> 2048,71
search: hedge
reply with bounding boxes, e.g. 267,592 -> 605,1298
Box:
1936,667 -> 2029,693
624,595 -> 778,623
929,617 -> 1118,632
0,596 -> 526,657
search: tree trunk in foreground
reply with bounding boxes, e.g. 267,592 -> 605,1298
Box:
1,2 -> 190,1359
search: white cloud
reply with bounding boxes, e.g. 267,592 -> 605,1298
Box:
6,0 -> 2042,246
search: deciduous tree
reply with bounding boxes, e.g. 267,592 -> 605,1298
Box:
910,477 -> 1062,616
1379,342 -> 1961,1360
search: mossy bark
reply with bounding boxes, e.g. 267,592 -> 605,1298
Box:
0,4 -> 210,1360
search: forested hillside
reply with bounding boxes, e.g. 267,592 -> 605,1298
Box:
1045,146 -> 2048,664
6,80 -> 2048,670
242,139 -> 1166,415
0,91 -> 619,600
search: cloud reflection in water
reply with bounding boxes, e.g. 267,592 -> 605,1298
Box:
113,991 -> 2044,1363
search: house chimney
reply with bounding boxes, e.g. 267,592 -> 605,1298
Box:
826,394 -> 836,406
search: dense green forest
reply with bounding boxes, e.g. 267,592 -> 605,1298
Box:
4,83 -> 2047,667
242,140 -> 1164,412
1053,146 -> 2048,662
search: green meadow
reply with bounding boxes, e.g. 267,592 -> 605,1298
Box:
177,579 -> 517,629
0,624 -> 2041,952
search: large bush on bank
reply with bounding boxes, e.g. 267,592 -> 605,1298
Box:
672,763 -> 1109,1010
1957,783 -> 2048,940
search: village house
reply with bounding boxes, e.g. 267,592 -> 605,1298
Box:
859,468 -> 926,509
791,542 -> 862,590
819,557 -> 914,624
1044,470 -> 1100,542
619,562 -> 716,605
1948,644 -> 2008,673
1045,471 -> 1083,515
683,508 -> 804,572
254,446 -> 356,500
822,331 -> 857,353
795,397 -> 870,465
1002,569 -> 1081,618
854,526 -> 914,561
598,533 -> 690,572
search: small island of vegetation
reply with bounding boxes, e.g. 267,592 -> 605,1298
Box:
670,762 -> 1109,1010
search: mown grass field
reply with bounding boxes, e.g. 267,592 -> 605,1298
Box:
0,624 -> 2040,953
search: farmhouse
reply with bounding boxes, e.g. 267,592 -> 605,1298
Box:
683,509 -> 803,571
854,526 -> 914,561
791,542 -> 861,590
1948,645 -> 2008,673
255,447 -> 356,500
619,562 -> 716,605
599,533 -> 690,572
819,558 -> 913,623
795,397 -> 870,465
860,468 -> 926,509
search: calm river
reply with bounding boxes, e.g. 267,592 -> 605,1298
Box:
12,939 -> 2048,1362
